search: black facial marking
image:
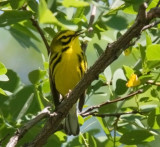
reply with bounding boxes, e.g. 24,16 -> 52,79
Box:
62,46 -> 69,52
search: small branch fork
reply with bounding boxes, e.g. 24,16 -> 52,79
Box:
6,1 -> 160,147
80,89 -> 143,117
6,107 -> 51,147
21,6 -> 50,55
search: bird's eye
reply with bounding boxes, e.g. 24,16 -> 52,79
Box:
59,35 -> 72,45
62,35 -> 67,39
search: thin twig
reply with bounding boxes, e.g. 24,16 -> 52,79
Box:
80,89 -> 143,116
142,20 -> 160,31
88,1 -> 98,32
21,6 -> 50,55
146,80 -> 160,86
82,0 -> 98,52
82,110 -> 141,117
30,17 -> 50,55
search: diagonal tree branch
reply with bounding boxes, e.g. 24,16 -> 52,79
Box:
23,3 -> 160,146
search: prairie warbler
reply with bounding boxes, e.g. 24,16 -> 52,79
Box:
49,30 -> 87,135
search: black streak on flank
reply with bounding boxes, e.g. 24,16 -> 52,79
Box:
50,53 -> 58,66
77,54 -> 83,76
77,54 -> 82,63
79,65 -> 83,77
52,54 -> 62,75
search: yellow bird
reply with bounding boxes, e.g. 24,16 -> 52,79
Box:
49,30 -> 87,135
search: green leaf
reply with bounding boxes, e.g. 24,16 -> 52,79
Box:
147,0 -> 159,10
96,117 -> 111,137
0,74 -> 9,81
45,133 -> 65,147
93,43 -> 104,56
42,79 -> 50,93
28,0 -> 38,13
146,44 -> 160,69
0,62 -> 7,75
123,0 -> 144,14
9,85 -> 40,118
0,69 -> 20,92
91,80 -> 104,92
148,109 -> 156,128
0,10 -> 33,27
146,44 -> 160,61
54,131 -> 67,142
28,69 -> 46,84
139,74 -> 153,84
148,108 -> 160,129
43,61 -> 49,70
9,27 -> 39,51
104,66 -> 112,82
115,79 -> 128,95
35,88 -> 44,110
74,7 -> 85,18
140,104 -> 157,112
0,88 -> 6,95
0,1 -> 10,9
16,93 -> 34,121
38,0 -> 64,27
43,27 -> 56,38
62,0 -> 89,8
122,65 -> 134,79
120,130 -> 154,145
139,44 -> 146,65
105,15 -> 128,30
11,23 -> 40,41
10,0 -> 26,9
156,114 -> 160,128
78,115 -> 84,125
145,32 -> 152,46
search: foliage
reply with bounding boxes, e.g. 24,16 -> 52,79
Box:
0,0 -> 160,146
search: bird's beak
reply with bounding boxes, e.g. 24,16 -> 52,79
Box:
75,30 -> 85,36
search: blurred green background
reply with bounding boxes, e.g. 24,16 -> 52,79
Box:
0,28 -> 46,84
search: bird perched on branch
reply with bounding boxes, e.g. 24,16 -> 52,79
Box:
49,30 -> 87,135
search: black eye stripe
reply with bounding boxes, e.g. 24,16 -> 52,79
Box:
59,35 -> 72,41
61,36 -> 72,45
62,46 -> 69,52
61,35 -> 67,39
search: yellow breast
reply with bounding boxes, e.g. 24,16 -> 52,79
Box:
54,37 -> 84,96
55,48 -> 81,96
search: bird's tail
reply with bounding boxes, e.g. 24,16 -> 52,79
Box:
64,104 -> 79,135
